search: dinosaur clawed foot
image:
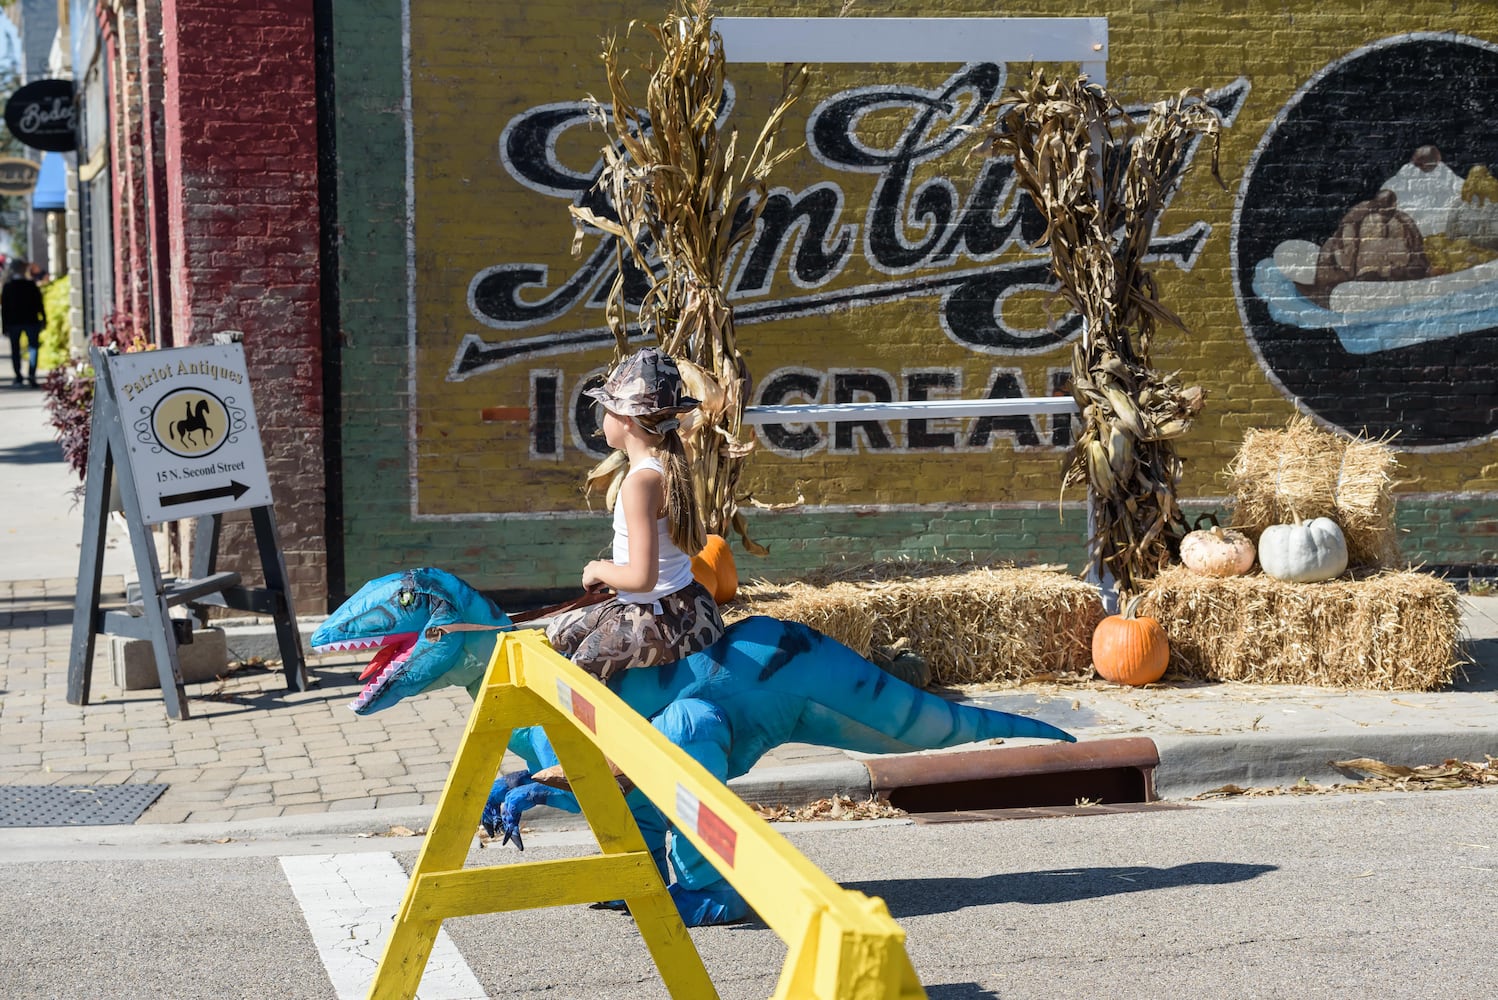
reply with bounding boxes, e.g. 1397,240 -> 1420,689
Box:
669,882 -> 752,926
585,885 -> 751,926
589,898 -> 629,912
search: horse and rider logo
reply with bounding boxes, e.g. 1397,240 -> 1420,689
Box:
151,388 -> 231,459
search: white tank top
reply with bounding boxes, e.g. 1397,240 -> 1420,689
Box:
612,457 -> 695,605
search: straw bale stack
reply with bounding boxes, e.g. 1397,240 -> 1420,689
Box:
729,563 -> 1104,685
1140,566 -> 1463,690
1225,415 -> 1399,567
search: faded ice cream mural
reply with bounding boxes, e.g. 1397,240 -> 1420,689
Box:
1257,145 -> 1498,354
1235,35 -> 1498,447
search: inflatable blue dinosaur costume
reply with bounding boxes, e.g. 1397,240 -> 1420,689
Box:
312,568 -> 1075,925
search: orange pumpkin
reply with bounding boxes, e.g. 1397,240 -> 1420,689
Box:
1091,595 -> 1169,686
690,534 -> 738,604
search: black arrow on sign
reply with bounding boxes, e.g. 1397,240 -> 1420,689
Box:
159,480 -> 251,508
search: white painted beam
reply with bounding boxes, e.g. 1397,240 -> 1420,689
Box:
716,16 -> 1107,80
741,396 -> 1080,426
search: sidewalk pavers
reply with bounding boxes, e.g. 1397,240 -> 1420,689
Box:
2,570 -> 1494,829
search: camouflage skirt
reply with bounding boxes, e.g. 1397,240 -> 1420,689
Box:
545,580 -> 724,683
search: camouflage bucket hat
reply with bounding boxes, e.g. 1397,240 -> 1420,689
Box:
585,347 -> 701,419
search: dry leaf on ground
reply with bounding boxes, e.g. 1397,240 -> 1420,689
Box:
1192,756 -> 1497,799
751,795 -> 907,823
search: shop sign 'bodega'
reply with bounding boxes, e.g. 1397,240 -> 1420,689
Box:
4,79 -> 77,152
106,344 -> 273,524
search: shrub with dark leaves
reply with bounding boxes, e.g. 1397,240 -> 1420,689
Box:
41,312 -> 149,485
42,360 -> 95,483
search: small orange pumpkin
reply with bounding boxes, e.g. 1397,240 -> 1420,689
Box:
690,534 -> 738,604
1091,595 -> 1169,686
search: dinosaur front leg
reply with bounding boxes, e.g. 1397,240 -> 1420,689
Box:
488,713 -> 749,926
488,726 -> 669,882
480,726 -> 581,849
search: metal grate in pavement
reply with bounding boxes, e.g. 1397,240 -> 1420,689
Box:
0,784 -> 169,827
910,801 -> 1196,824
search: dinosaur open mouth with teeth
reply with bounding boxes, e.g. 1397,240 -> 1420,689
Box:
314,632 -> 420,712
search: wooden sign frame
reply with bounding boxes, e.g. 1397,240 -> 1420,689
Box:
66,341 -> 309,720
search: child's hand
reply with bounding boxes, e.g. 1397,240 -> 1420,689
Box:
582,560 -> 613,593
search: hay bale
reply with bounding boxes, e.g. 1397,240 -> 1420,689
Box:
1139,566 -> 1463,690
1225,415 -> 1399,567
729,563 -> 1104,685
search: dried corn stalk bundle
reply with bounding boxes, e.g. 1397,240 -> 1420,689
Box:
1225,414 -> 1400,567
1140,566 -> 1462,690
571,0 -> 806,553
972,70 -> 1221,593
729,563 -> 1105,685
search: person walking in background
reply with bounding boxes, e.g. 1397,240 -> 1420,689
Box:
2,259 -> 45,387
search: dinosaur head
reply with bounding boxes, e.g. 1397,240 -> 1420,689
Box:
311,567 -> 511,715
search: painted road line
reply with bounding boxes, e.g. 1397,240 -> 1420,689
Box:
281,852 -> 487,1000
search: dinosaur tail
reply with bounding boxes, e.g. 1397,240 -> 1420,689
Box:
756,618 -> 1076,753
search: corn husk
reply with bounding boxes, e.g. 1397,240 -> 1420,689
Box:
573,0 -> 806,555
1140,566 -> 1463,690
1225,415 -> 1400,567
971,70 -> 1221,593
729,563 -> 1105,685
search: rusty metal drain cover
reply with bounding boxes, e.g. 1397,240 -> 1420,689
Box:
0,784 -> 168,827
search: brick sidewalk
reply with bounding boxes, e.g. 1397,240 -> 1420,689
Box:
0,576 -> 846,826
3,575 -> 1493,826
0,576 -> 470,824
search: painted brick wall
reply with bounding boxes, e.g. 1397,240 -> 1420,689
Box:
158,0 -> 327,610
106,4 -> 150,330
330,0 -> 1498,603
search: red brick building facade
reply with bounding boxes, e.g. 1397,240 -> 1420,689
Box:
86,0 -> 329,610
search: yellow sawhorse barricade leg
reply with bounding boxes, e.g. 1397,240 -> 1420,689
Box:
367,630 -> 926,1000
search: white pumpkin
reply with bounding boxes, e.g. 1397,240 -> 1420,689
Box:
1258,517 -> 1349,583
1179,525 -> 1256,577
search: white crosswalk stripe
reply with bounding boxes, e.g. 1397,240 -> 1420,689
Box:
281,852 -> 487,999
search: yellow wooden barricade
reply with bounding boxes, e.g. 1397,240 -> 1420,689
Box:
367,629 -> 926,1000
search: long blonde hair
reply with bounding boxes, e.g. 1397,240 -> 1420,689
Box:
584,416 -> 705,556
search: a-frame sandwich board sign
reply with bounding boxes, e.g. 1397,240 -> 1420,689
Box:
66,339 -> 309,720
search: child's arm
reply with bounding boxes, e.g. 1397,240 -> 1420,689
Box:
582,470 -> 664,593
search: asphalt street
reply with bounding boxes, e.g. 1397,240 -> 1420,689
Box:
2,788 -> 1495,999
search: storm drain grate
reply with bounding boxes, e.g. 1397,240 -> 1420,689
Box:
0,784 -> 169,827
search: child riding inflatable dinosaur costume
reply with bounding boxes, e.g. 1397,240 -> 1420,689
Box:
312,567 -> 1075,926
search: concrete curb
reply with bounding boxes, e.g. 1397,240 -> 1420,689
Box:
0,808 -> 451,861
7,727 -> 1497,843
727,760 -> 873,807
1152,730 -> 1498,799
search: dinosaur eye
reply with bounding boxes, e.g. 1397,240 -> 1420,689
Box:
398,589 -> 416,608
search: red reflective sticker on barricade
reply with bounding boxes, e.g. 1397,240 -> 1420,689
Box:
675,784 -> 736,867
571,691 -> 596,732
554,681 -> 597,732
697,802 -> 737,867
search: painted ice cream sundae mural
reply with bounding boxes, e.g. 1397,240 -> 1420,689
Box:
1234,34 -> 1498,447
1255,144 -> 1498,354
